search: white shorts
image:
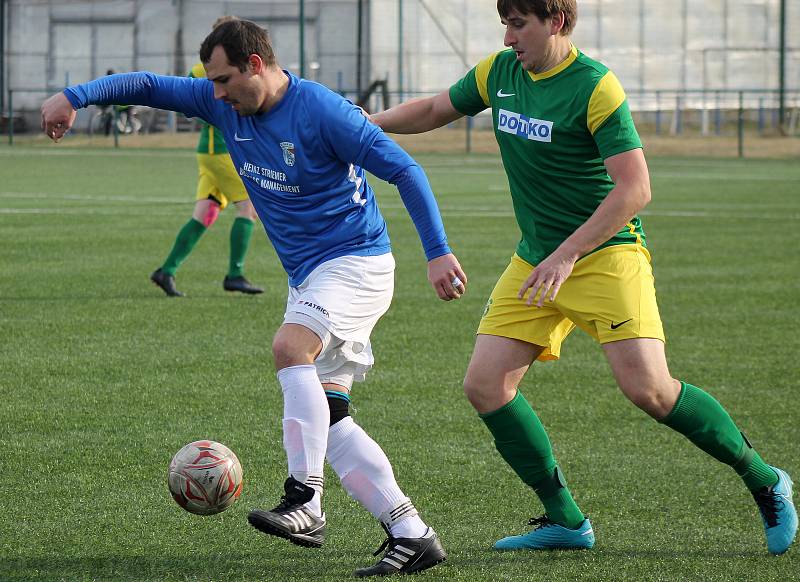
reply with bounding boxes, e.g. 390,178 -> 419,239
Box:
283,253 -> 395,388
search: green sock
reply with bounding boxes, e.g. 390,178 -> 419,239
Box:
480,391 -> 585,529
228,217 -> 254,278
661,382 -> 778,491
161,218 -> 206,276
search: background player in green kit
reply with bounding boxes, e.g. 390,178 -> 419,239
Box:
372,0 -> 797,555
150,17 -> 263,297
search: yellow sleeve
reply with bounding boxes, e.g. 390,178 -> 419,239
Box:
474,51 -> 505,106
587,71 -> 626,135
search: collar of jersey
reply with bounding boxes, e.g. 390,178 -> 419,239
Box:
527,44 -> 578,82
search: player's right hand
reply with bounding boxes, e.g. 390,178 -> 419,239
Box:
427,253 -> 467,301
41,93 -> 77,142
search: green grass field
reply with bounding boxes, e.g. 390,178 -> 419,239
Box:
1,144 -> 798,581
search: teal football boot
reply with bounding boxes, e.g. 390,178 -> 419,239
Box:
752,467 -> 797,555
494,515 -> 595,551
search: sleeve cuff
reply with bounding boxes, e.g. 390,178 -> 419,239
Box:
63,88 -> 83,109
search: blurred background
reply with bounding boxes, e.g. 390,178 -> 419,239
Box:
1,0 -> 798,155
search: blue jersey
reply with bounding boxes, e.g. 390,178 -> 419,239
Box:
65,71 -> 450,285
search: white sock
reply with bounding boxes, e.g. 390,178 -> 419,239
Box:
278,364 -> 328,515
326,416 -> 429,538
305,491 -> 322,517
391,520 -> 432,540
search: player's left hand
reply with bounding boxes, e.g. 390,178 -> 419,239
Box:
518,249 -> 577,307
428,253 -> 467,301
41,92 -> 77,142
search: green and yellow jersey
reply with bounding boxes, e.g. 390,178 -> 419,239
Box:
189,62 -> 228,155
449,45 -> 645,265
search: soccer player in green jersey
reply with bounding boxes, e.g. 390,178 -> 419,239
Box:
372,0 -> 797,555
150,17 -> 264,297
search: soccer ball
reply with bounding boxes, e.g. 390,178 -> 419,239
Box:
168,440 -> 243,515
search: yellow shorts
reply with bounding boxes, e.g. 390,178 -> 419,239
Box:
195,153 -> 248,210
478,245 -> 665,361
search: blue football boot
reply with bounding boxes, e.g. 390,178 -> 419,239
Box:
752,467 -> 797,555
494,515 -> 595,551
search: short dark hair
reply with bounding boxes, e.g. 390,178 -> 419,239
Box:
497,0 -> 577,36
200,19 -> 276,72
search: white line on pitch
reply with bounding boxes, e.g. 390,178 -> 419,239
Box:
378,205 -> 800,221
0,192 -> 186,204
3,204 -> 798,221
0,208 -> 166,215
0,148 -> 194,159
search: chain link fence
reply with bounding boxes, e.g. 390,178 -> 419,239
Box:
2,0 -> 798,157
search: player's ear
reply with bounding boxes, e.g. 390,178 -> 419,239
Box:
550,11 -> 566,35
248,54 -> 264,74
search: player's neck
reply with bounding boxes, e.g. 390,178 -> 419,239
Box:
531,38 -> 571,74
259,68 -> 290,113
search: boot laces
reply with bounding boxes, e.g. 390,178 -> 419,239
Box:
753,486 -> 785,528
272,494 -> 305,513
372,523 -> 395,557
527,515 -> 557,530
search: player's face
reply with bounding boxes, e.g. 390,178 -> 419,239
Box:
205,45 -> 264,116
501,8 -> 559,72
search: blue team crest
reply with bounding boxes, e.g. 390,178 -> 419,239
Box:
280,141 -> 296,166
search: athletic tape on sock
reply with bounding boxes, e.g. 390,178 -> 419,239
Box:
731,432 -> 756,474
533,466 -> 566,499
326,390 -> 351,426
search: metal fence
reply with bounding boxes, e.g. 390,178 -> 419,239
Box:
8,86 -> 799,159
627,89 -> 800,137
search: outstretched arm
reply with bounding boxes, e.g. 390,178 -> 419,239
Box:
42,72 -> 216,141
370,90 -> 463,134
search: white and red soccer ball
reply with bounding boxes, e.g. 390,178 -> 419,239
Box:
168,440 -> 243,515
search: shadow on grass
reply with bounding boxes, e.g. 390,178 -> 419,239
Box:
2,550 -> 366,581
0,292 -> 265,302
454,545 -> 767,564
599,547 -> 767,559
3,545 -> 792,581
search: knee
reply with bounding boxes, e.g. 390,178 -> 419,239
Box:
624,379 -> 680,420
463,371 -> 513,414
462,373 -> 482,408
236,200 -> 257,220
195,201 -> 220,227
271,336 -> 291,369
271,335 -> 312,370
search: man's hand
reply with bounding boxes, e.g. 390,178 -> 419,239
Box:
41,93 -> 77,142
518,248 -> 578,308
427,253 -> 467,301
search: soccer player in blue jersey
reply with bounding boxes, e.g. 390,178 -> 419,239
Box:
41,18 -> 463,577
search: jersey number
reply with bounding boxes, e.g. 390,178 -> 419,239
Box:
348,164 -> 366,206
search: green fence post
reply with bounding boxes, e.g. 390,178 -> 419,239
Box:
299,0 -> 305,78
113,106 -> 119,148
737,91 -> 744,159
465,116 -> 472,154
7,89 -> 12,146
